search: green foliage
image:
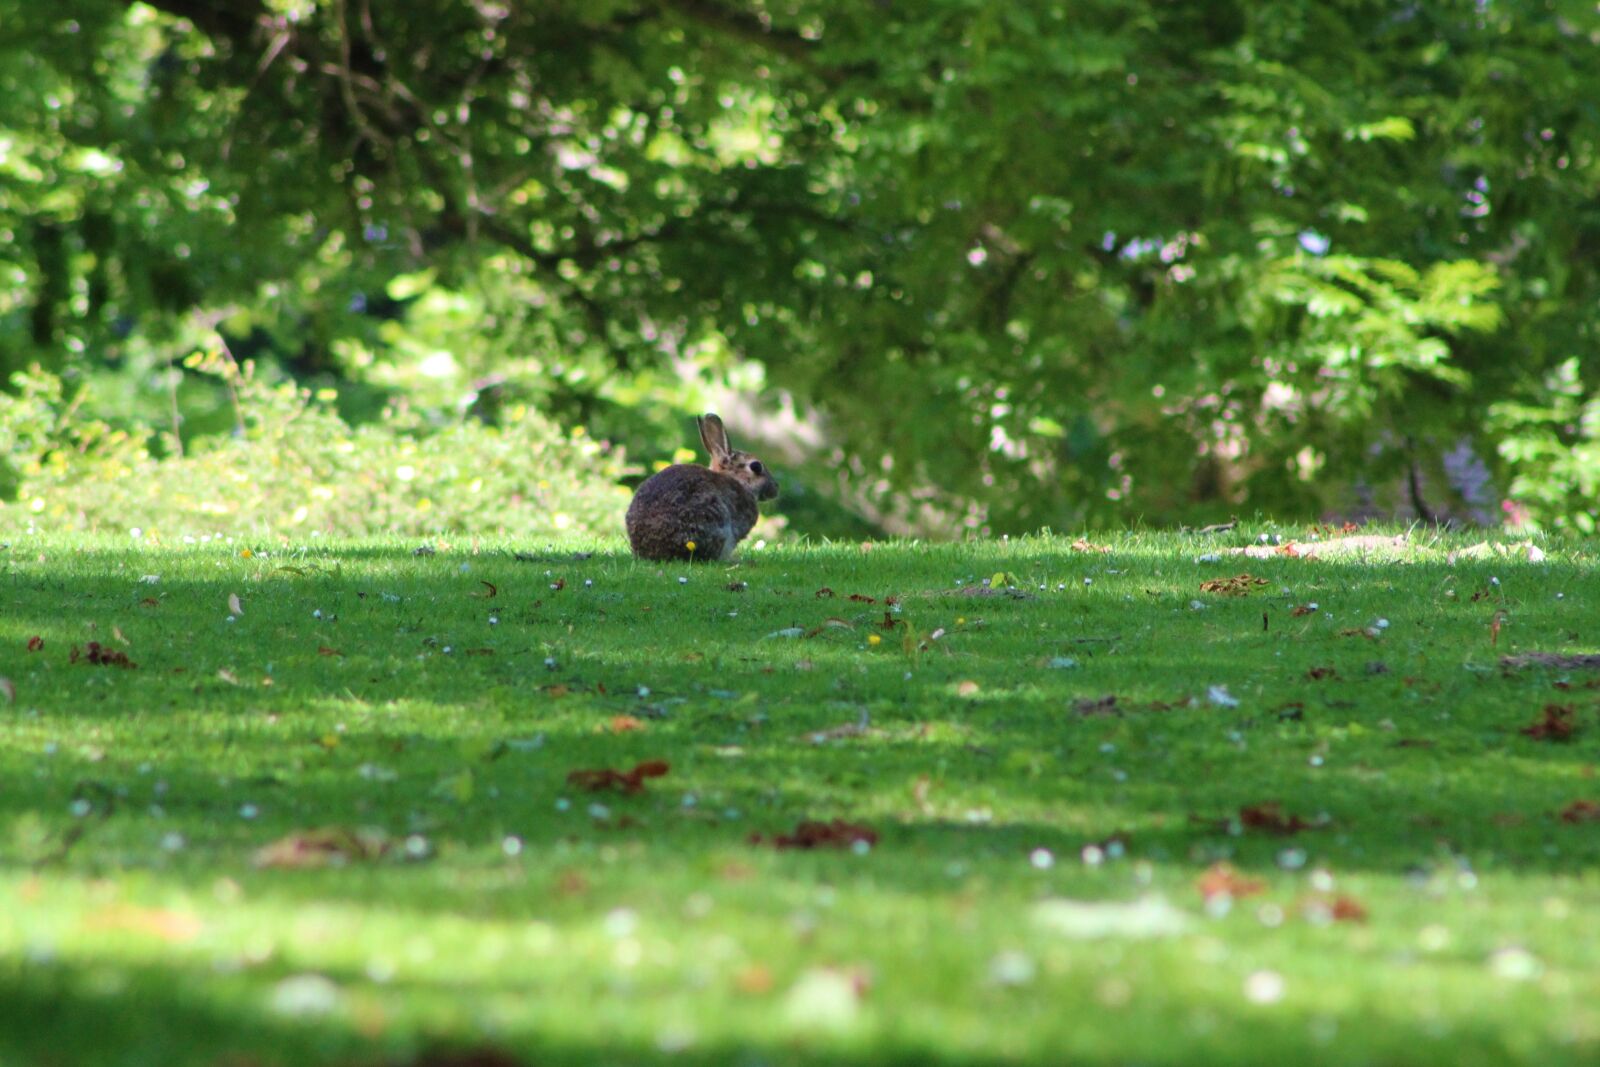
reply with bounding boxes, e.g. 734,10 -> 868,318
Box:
0,357 -> 632,538
2,0 -> 1599,531
1491,358 -> 1600,532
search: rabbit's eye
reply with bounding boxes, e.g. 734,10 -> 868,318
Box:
749,461 -> 764,475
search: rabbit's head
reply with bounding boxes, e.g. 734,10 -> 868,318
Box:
700,414 -> 779,501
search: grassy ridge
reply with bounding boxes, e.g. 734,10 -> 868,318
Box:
1,529 -> 1597,1066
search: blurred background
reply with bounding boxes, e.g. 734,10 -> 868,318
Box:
1,0 -> 1597,541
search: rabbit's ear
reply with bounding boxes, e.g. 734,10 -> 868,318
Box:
698,413 -> 731,460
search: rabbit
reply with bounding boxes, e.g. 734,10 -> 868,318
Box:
626,413 -> 779,561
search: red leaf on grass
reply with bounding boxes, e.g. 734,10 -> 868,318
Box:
1239,802 -> 1321,834
750,818 -> 878,850
1520,704 -> 1578,742
71,642 -> 137,669
1559,800 -> 1600,823
26,636 -> 43,652
1196,862 -> 1266,901
566,759 -> 669,794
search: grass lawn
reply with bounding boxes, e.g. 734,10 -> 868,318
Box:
2,527 -> 1598,1066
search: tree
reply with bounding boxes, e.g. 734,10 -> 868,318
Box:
3,0 -> 1598,531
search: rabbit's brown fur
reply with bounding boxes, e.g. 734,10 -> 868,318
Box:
626,414 -> 778,561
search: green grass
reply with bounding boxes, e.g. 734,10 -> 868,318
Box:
2,527 -> 1598,1066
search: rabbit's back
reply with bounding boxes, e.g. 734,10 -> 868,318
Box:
625,465 -> 757,561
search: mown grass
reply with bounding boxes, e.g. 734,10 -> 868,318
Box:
1,527 -> 1598,1067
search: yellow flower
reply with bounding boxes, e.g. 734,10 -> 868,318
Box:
240,549 -> 253,558
686,540 -> 697,552
867,634 -> 882,647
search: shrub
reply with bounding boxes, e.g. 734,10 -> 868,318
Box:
0,355 -> 633,541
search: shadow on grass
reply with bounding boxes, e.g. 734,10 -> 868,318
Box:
0,951 -> 1535,1067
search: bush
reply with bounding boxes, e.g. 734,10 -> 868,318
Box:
0,355 -> 633,541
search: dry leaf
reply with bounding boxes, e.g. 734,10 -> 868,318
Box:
1289,604 -> 1316,617
253,827 -> 391,869
607,715 -> 646,733
318,646 -> 343,657
1521,704 -> 1578,742
750,819 -> 878,850
734,964 -> 775,995
71,642 -> 137,669
1238,802 -> 1322,835
83,905 -> 203,942
1073,695 -> 1119,716
1306,666 -> 1338,681
1071,538 -> 1111,553
815,587 -> 836,599
228,593 -> 243,616
956,680 -> 980,697
1559,800 -> 1600,823
1197,862 -> 1266,901
111,625 -> 131,646
478,581 -> 499,598
566,760 -> 669,794
1198,574 -> 1269,596
26,636 -> 43,652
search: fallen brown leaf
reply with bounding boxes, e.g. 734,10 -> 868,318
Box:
1071,538 -> 1111,553
815,587 -> 836,599
1306,666 -> 1338,681
1196,862 -> 1266,901
83,905 -> 203,942
253,827 -> 391,869
750,818 -> 878,850
1289,604 -> 1316,617
1239,802 -> 1322,835
1520,704 -> 1578,742
1559,800 -> 1600,823
26,636 -> 43,652
318,646 -> 343,657
734,964 -> 775,995
228,593 -> 243,616
1199,574 -> 1269,596
1073,695 -> 1119,716
71,642 -> 137,669
566,760 -> 670,794
607,715 -> 646,733
848,593 -> 877,603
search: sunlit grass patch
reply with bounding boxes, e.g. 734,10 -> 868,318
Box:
1,527 -> 1598,1066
